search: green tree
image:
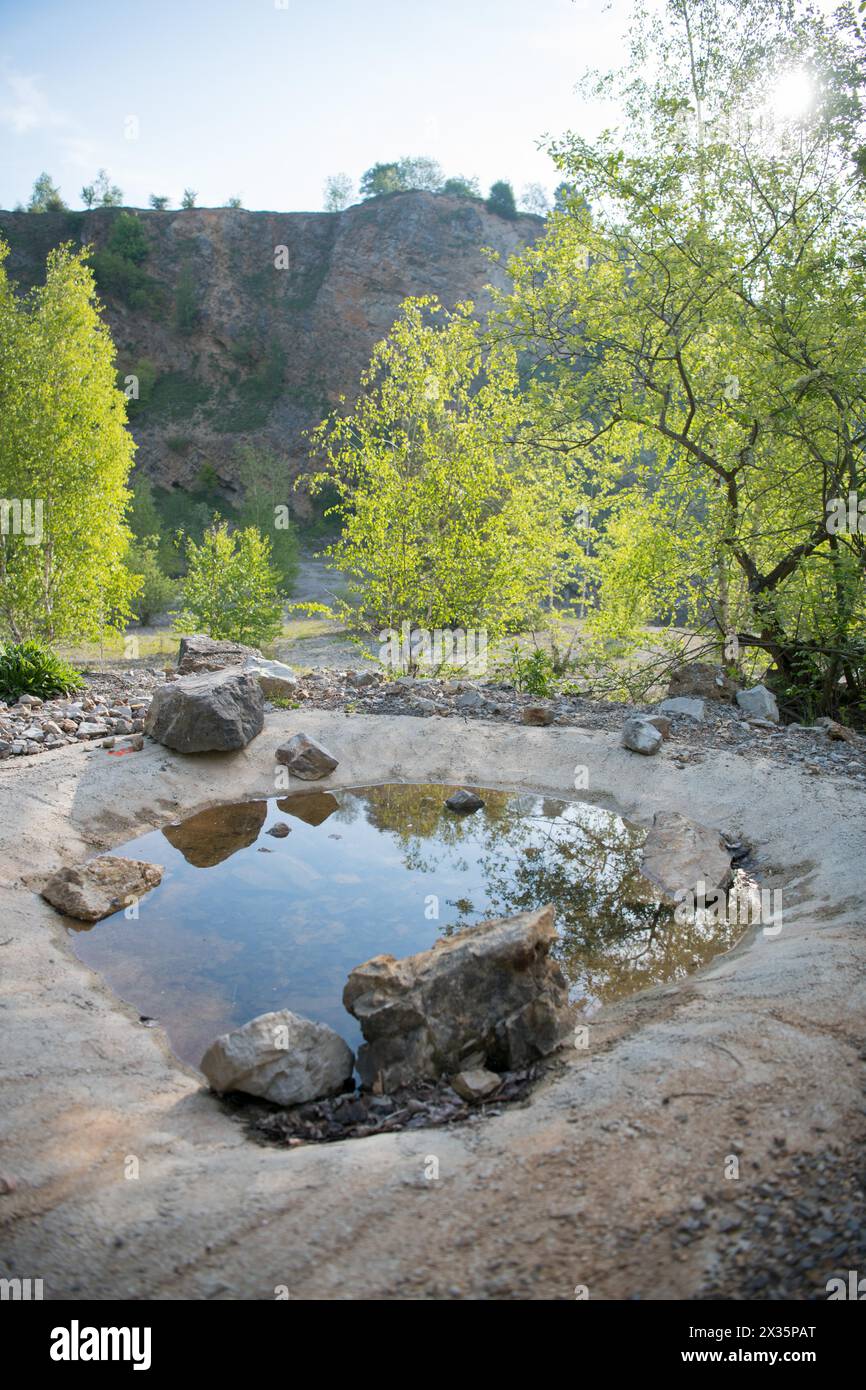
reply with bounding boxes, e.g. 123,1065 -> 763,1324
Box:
149,193 -> 170,210
486,181 -> 518,218
235,445 -> 299,592
127,537 -> 175,624
324,173 -> 354,211
81,184 -> 97,209
181,188 -> 198,209
27,172 -> 66,212
226,195 -> 243,208
443,175 -> 481,198
0,240 -> 139,641
176,521 -> 284,646
519,183 -> 550,215
498,0 -> 866,719
129,473 -> 163,538
360,156 -> 444,198
359,162 -> 403,197
92,169 -> 123,207
306,296 -> 585,640
106,211 -> 149,264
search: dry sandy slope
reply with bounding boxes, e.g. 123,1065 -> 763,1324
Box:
0,711 -> 863,1300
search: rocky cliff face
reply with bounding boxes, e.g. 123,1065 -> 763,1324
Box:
0,194 -> 542,511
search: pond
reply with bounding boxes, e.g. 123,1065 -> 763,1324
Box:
66,784 -> 741,1068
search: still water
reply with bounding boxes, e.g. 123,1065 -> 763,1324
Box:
66,785 -> 740,1068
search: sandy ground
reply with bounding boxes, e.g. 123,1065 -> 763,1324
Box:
0,710 -> 864,1300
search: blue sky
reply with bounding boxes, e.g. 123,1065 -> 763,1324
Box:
0,0 -> 627,212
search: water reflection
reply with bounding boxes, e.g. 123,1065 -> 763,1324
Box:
65,785 -> 740,1069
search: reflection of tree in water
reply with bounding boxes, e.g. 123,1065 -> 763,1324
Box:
338,783 -> 513,843
339,784 -> 741,1012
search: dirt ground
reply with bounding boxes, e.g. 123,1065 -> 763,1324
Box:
0,711 -> 863,1300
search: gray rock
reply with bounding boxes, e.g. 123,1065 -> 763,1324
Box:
657,696 -> 706,721
176,633 -> 262,675
144,669 -> 264,752
445,788 -> 485,813
275,732 -> 339,780
451,1068 -> 502,1102
640,811 -> 733,904
736,684 -> 779,722
41,855 -> 163,922
456,688 -> 486,710
76,720 -> 110,738
242,657 -> 298,700
267,822 -> 291,838
200,1009 -> 354,1105
343,905 -> 572,1089
621,715 -> 663,755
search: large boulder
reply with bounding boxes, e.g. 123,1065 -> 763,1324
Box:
200,1009 -> 354,1105
343,906 -> 572,1090
640,811 -> 733,904
41,855 -> 163,922
736,683 -> 779,723
176,634 -> 262,676
667,662 -> 739,703
145,669 -> 264,752
275,732 -> 338,779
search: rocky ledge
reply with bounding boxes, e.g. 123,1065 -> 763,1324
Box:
3,654 -> 865,786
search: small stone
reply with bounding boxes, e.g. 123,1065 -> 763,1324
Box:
444,789 -> 485,813
621,715 -> 663,755
275,732 -> 339,780
817,718 -> 858,744
522,705 -> 554,726
644,714 -> 672,740
657,696 -> 706,721
451,1068 -> 502,1102
736,684 -> 779,722
456,688 -> 486,710
267,822 -> 291,838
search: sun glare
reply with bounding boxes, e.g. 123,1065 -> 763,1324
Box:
770,68 -> 814,121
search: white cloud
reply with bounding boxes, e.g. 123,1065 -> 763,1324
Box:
0,65 -> 70,135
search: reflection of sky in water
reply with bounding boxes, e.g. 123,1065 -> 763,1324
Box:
65,785 -> 740,1070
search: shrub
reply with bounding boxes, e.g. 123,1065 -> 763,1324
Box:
486,180 -> 518,219
0,641 -> 84,701
174,264 -> 200,333
106,211 -> 149,264
175,521 -> 284,646
127,539 -> 176,625
497,644 -> 557,696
